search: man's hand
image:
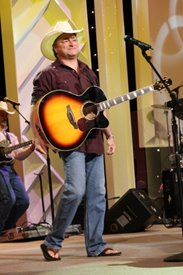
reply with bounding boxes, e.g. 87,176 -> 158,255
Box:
106,136 -> 115,155
34,139 -> 47,154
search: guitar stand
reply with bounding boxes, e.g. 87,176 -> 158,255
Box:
11,104 -> 30,125
139,47 -> 183,261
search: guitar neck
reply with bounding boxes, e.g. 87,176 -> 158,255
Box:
98,85 -> 155,111
4,140 -> 32,155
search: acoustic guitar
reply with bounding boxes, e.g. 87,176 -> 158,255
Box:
31,79 -> 171,152
0,140 -> 32,165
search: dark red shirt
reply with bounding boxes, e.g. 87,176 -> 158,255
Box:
31,59 -> 105,155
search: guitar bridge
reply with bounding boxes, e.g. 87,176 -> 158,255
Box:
66,105 -> 78,129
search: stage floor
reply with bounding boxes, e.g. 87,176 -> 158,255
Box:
0,224 -> 183,275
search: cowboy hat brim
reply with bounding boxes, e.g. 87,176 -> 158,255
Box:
0,101 -> 15,115
0,107 -> 15,115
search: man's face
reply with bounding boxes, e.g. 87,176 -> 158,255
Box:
0,111 -> 8,128
53,33 -> 79,59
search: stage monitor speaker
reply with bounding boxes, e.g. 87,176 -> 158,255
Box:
104,188 -> 159,234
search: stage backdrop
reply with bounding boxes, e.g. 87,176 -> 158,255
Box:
1,0 -> 183,225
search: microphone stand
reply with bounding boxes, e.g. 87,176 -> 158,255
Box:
11,103 -> 55,223
139,47 -> 183,261
46,146 -> 55,222
12,104 -> 30,126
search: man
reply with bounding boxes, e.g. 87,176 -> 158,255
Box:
0,101 -> 35,235
31,21 -> 121,261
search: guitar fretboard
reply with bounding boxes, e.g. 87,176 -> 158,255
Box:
98,85 -> 154,111
4,140 -> 32,154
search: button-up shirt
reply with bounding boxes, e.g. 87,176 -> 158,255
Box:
31,59 -> 105,155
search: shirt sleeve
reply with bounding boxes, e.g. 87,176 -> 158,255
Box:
31,68 -> 55,105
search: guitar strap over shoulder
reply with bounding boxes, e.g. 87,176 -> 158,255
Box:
5,132 -> 11,144
83,68 -> 97,86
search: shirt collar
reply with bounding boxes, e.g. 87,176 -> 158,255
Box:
52,59 -> 89,71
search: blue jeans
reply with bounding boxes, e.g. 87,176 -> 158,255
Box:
0,166 -> 29,234
44,152 -> 107,256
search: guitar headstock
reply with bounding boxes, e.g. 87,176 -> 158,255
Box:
153,77 -> 172,91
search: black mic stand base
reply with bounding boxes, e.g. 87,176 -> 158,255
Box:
164,252 -> 183,262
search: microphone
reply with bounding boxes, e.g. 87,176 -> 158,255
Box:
4,97 -> 20,106
124,35 -> 153,50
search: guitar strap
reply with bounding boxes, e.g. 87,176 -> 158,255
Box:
5,132 -> 11,145
83,69 -> 97,86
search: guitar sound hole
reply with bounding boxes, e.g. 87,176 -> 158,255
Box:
83,102 -> 98,120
